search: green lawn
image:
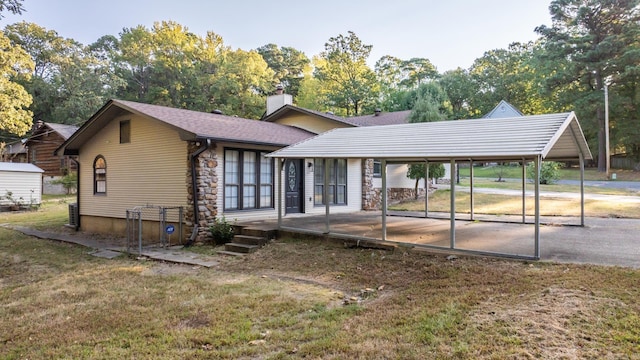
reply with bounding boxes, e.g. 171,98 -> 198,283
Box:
457,164 -> 640,182
455,177 -> 639,196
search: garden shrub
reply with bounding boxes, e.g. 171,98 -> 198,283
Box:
527,161 -> 563,184
209,216 -> 235,245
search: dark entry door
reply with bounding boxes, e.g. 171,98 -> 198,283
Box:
285,159 -> 303,214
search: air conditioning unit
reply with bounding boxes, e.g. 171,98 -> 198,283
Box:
68,203 -> 78,227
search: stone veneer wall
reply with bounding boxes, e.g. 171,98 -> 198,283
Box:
361,157 -> 434,210
361,159 -> 377,210
186,142 -> 218,241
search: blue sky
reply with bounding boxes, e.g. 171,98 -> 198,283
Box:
2,0 -> 552,72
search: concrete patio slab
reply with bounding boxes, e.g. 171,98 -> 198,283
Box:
239,211 -> 640,269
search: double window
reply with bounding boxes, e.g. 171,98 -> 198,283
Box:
314,159 -> 347,205
224,149 -> 273,210
93,155 -> 106,194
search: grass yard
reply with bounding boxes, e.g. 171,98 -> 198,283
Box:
390,189 -> 640,218
455,177 -> 639,196
458,165 -> 640,182
1,196 -> 640,358
1,226 -> 640,358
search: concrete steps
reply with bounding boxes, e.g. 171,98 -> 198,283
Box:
217,227 -> 276,256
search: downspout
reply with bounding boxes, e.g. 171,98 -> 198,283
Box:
185,139 -> 211,246
69,157 -> 80,231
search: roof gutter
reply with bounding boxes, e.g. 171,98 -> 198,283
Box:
185,138 -> 211,246
69,157 -> 80,231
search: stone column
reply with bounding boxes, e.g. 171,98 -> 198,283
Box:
361,159 -> 380,210
186,142 -> 218,242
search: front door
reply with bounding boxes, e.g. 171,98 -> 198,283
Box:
285,159 -> 303,214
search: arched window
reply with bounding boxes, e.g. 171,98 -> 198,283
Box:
93,156 -> 107,194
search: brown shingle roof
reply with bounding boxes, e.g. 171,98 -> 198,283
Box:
58,100 -> 315,155
114,100 -> 314,146
347,110 -> 411,126
46,122 -> 79,139
262,104 -> 412,127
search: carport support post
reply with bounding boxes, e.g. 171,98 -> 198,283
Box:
424,160 -> 429,218
450,159 -> 456,249
522,158 -> 526,224
469,160 -> 474,221
277,158 -> 283,229
381,159 -> 387,240
324,158 -> 330,234
534,156 -> 540,259
579,153 -> 585,226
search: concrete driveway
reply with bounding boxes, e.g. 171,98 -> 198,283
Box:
242,212 -> 640,269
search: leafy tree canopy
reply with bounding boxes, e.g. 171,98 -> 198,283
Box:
314,31 -> 379,116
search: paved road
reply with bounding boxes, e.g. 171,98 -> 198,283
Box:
557,179 -> 640,191
473,177 -> 640,192
435,183 -> 640,203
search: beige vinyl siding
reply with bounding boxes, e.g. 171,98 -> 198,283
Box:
271,113 -> 351,134
78,114 -> 188,219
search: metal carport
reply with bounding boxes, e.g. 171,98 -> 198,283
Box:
268,112 -> 593,260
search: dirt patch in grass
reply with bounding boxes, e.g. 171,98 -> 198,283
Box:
470,285 -> 626,358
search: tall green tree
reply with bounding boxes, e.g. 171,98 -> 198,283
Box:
117,25 -> 154,102
295,59 -> 323,110
375,55 -> 439,112
0,30 -> 33,136
209,48 -> 275,118
399,57 -> 438,88
536,0 -> 640,168
4,22 -> 63,120
406,83 -> 449,197
256,43 -> 309,98
6,22 -> 124,124
438,68 -> 476,119
314,31 -> 379,116
469,42 -> 550,117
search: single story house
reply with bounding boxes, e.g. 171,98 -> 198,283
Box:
0,162 -> 43,210
55,92 -> 454,241
56,99 -> 379,240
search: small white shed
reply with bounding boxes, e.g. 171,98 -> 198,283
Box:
0,162 -> 44,208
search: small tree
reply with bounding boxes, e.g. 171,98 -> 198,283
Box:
407,163 -> 445,199
493,163 -> 511,182
51,171 -> 77,194
527,161 -> 563,185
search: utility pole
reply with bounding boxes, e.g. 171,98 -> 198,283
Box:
604,84 -> 610,178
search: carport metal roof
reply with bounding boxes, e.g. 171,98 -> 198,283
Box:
269,112 -> 592,162
269,112 -> 593,261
